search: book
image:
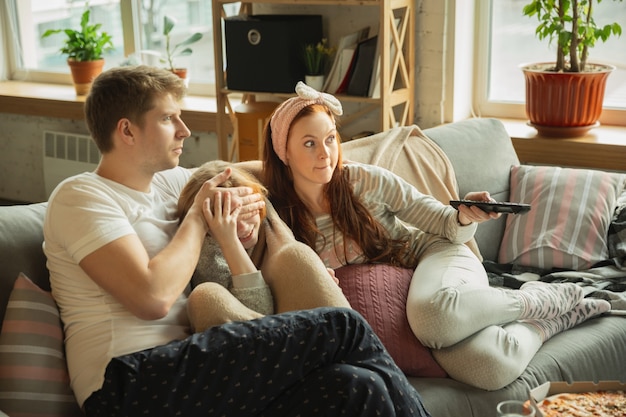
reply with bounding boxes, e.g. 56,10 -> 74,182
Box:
323,27 -> 370,93
347,36 -> 378,96
369,17 -> 402,98
333,47 -> 358,94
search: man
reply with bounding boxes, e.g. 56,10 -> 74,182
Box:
43,65 -> 431,416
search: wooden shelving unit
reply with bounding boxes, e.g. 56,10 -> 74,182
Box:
211,0 -> 415,161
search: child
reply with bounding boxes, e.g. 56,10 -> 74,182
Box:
178,160 -> 346,332
178,160 -> 273,330
262,81 -> 611,391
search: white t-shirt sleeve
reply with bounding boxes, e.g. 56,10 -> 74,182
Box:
46,177 -> 138,264
46,166 -> 192,263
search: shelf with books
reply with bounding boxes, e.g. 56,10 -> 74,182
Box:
211,0 -> 414,161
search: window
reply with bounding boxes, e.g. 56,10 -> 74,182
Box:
475,0 -> 626,126
3,0 -> 238,96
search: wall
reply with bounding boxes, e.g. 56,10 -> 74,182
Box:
0,113 -> 219,202
0,0 -> 460,203
0,114 -> 87,202
414,0 -> 447,127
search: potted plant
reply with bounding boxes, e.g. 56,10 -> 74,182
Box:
41,7 -> 114,95
302,39 -> 334,90
520,0 -> 623,137
158,15 -> 203,82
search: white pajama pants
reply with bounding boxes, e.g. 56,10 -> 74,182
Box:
406,240 -> 543,390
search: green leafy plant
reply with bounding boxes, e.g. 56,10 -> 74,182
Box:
302,39 -> 335,75
160,15 -> 203,71
41,7 -> 113,62
522,0 -> 623,72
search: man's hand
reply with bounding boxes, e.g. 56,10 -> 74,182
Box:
192,168 -> 265,226
232,191 -> 265,221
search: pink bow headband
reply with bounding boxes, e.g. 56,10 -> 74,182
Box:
270,81 -> 343,164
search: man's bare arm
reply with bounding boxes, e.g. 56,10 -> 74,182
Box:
78,169 -> 259,320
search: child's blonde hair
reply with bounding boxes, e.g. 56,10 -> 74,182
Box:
178,160 -> 268,221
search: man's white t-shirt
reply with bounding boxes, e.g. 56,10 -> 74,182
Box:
43,166 -> 193,407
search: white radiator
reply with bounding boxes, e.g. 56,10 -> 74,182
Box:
43,131 -> 100,198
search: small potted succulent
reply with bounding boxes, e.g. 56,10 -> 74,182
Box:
41,7 -> 114,95
520,0 -> 623,136
151,15 -> 203,82
302,39 -> 334,90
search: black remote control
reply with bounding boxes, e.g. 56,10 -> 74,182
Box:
449,200 -> 531,214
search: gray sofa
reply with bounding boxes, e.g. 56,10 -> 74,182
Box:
398,119 -> 625,416
0,118 -> 624,416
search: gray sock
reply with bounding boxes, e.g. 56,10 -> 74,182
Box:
517,281 -> 584,320
523,298 -> 611,342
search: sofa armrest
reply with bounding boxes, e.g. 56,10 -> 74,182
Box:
0,202 -> 48,324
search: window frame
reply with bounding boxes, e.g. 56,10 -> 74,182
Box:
473,0 -> 626,128
3,0 -> 215,96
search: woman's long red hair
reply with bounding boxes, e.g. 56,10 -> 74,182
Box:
263,104 -> 413,268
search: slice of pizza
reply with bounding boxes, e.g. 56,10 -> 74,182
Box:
537,390 -> 626,417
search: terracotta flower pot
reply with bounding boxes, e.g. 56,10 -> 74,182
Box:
521,62 -> 614,137
67,59 -> 105,96
171,68 -> 189,87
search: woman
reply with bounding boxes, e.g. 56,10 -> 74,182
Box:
262,82 -> 611,390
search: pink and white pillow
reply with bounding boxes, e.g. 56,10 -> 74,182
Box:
0,273 -> 82,416
498,165 -> 626,270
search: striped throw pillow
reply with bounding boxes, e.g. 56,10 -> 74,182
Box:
498,165 -> 626,270
0,273 -> 82,416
